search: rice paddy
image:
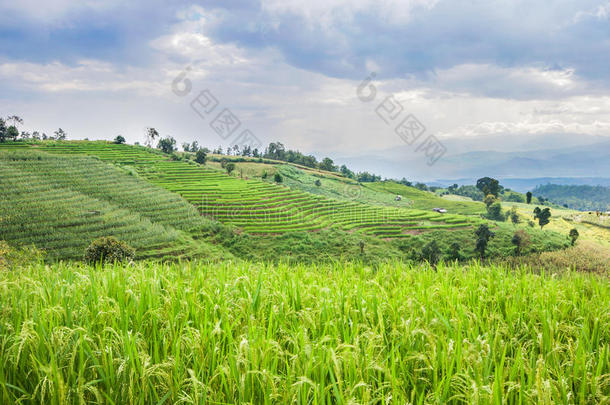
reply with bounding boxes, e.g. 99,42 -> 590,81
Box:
1,141 -> 482,238
0,149 -> 225,260
0,259 -> 608,404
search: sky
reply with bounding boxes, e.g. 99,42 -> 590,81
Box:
1,0 -> 609,180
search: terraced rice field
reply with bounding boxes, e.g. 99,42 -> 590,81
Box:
2,142 -> 482,237
0,149 -> 220,260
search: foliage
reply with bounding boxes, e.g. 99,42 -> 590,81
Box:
511,229 -> 530,255
319,157 -> 336,172
533,184 -> 610,211
420,240 -> 441,265
195,149 -> 207,164
0,260 -> 608,404
225,162 -> 236,174
157,136 -> 176,154
534,206 -> 551,229
84,236 -> 135,264
474,224 -> 495,258
274,172 -> 283,183
446,242 -> 463,261
569,228 -> 579,246
501,241 -> 609,273
508,206 -> 520,225
114,135 -> 126,144
476,177 -> 500,197
526,191 -> 532,204
314,179 -> 321,187
449,184 -> 485,201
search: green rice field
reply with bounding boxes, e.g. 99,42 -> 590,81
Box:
0,260 -> 608,404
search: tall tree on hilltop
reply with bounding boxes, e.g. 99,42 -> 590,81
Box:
476,177 -> 500,197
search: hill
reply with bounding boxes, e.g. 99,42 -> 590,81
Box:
0,149 -> 230,260
0,141 -> 575,262
533,184 -> 610,211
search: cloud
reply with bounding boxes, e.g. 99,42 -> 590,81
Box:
1,0 -> 610,181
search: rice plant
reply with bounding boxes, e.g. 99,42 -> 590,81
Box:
0,259 -> 608,404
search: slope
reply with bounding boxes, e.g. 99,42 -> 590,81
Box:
0,149 -> 230,260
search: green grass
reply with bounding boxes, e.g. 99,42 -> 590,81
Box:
0,150 -> 230,260
0,259 -> 608,404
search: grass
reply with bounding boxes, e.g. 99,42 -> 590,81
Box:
0,259 -> 608,404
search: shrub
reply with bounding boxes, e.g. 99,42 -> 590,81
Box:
84,237 -> 135,264
274,173 -> 283,183
315,179 -> 322,187
195,149 -> 207,164
114,135 -> 126,144
420,240 -> 441,265
225,162 -> 236,175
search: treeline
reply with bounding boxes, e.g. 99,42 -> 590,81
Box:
0,115 -> 67,142
181,138 -> 384,183
533,184 -> 610,211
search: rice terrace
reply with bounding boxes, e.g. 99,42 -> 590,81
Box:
1,1 -> 610,404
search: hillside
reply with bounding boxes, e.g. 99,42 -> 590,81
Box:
0,149 -> 230,260
0,141 -> 577,262
533,184 -> 610,211
20,141 -> 482,237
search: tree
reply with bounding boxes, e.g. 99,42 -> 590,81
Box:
157,136 -> 176,154
0,118 -> 7,142
274,173 -> 283,183
569,228 -> 579,246
487,201 -> 504,221
508,206 -> 520,225
146,127 -> 159,147
54,128 -> 67,140
5,115 -> 23,127
533,207 -> 551,229
484,194 -> 497,208
526,191 -> 532,204
421,240 -> 441,265
195,149 -> 207,165
476,177 -> 500,197
447,242 -> 463,261
114,135 -> 126,144
6,126 -> 19,142
474,224 -> 495,258
182,142 -> 191,152
511,230 -> 530,256
225,162 -> 236,175
84,237 -> 135,264
319,157 -> 336,172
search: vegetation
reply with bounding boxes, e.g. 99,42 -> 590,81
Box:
0,149 -> 227,260
474,224 -> 494,258
534,207 -> 552,229
0,259 -> 608,404
533,184 -> 610,211
84,236 -> 135,264
569,228 -> 579,246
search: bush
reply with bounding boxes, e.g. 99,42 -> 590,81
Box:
0,241 -> 44,270
114,135 -> 126,144
274,173 -> 283,183
195,149 -> 207,164
84,237 -> 135,264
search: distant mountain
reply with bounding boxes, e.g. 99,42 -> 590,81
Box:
334,137 -> 610,183
434,177 -> 610,192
